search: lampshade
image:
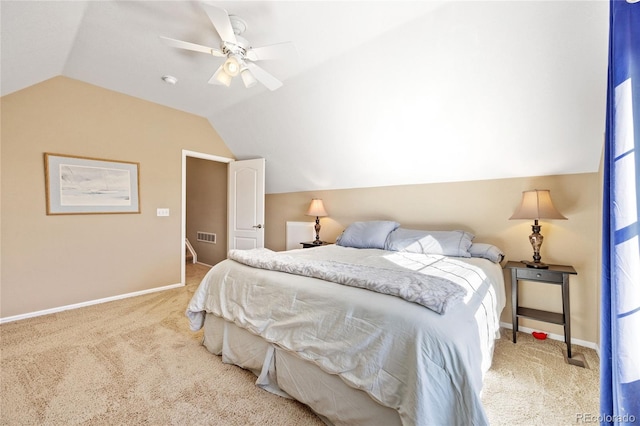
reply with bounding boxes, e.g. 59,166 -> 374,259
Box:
510,189 -> 567,220
223,56 -> 241,77
213,66 -> 232,87
241,68 -> 257,88
306,199 -> 328,217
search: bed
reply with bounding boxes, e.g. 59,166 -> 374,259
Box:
186,222 -> 506,426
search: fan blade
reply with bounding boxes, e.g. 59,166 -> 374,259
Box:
246,42 -> 297,61
246,62 -> 282,91
160,36 -> 224,57
201,3 -> 237,44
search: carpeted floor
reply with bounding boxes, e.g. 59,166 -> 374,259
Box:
1,263 -> 599,425
482,329 -> 600,425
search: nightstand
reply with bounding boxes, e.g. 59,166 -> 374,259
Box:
505,261 -> 585,367
300,241 -> 332,249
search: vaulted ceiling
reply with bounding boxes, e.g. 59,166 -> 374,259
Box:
1,1 -> 609,194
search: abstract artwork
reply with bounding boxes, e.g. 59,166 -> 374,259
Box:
44,153 -> 140,215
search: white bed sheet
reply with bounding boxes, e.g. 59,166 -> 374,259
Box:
187,245 -> 506,425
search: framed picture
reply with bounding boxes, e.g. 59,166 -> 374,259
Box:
44,153 -> 140,215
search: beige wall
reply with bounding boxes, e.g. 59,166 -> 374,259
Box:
186,157 -> 227,266
266,173 -> 601,345
1,76 -> 602,347
1,76 -> 234,318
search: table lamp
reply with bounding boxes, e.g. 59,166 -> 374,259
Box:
509,189 -> 567,269
305,198 -> 328,245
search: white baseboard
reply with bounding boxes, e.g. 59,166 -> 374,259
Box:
500,321 -> 600,357
0,283 -> 184,324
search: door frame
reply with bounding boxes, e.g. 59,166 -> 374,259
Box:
181,149 -> 233,284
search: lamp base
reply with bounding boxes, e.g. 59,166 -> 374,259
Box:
313,216 -> 323,245
521,260 -> 549,269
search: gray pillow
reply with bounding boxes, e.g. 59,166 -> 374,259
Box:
469,243 -> 505,263
385,228 -> 474,257
336,221 -> 400,249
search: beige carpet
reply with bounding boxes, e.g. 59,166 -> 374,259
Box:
483,329 -> 600,425
1,263 -> 599,425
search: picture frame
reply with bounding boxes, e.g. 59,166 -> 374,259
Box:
44,153 -> 140,215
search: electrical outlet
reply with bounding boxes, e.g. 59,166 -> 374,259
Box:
157,208 -> 170,217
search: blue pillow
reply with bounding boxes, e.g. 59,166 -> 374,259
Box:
469,243 -> 505,263
385,228 -> 474,257
336,221 -> 400,249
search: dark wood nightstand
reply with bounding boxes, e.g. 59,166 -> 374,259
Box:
300,241 -> 332,249
504,261 -> 585,367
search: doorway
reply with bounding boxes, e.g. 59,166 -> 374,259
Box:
181,150 -> 232,285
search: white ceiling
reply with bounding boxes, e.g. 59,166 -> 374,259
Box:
1,1 -> 609,194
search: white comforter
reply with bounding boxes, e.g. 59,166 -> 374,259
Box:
186,245 -> 506,426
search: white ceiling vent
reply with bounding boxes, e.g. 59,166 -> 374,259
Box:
197,232 -> 216,244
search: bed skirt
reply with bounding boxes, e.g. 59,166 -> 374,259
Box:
202,313 -> 402,426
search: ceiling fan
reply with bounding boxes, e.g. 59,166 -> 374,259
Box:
160,3 -> 296,91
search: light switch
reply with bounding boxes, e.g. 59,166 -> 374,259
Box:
157,208 -> 170,217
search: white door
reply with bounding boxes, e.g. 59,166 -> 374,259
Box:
228,158 -> 265,250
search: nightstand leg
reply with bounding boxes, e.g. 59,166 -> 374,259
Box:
511,269 -> 518,343
562,274 -> 572,358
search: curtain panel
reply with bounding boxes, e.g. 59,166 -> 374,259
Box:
601,1 -> 640,425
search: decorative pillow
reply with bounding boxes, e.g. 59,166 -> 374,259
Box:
384,228 -> 474,257
469,243 -> 505,263
336,221 -> 400,249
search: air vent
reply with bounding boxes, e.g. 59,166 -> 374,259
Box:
197,232 -> 216,244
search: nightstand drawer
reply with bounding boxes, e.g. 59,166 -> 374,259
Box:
516,268 -> 563,283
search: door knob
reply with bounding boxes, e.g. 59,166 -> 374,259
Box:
253,224 -> 262,229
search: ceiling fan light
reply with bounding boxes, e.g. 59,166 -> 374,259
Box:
241,69 -> 257,88
213,67 -> 232,86
223,57 -> 241,77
